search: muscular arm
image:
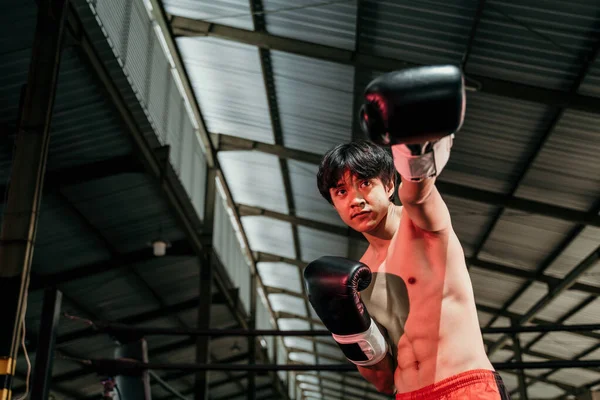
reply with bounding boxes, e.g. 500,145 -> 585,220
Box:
357,352 -> 396,394
399,177 -> 451,233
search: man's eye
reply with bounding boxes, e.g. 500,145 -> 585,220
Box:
336,189 -> 346,196
361,180 -> 371,187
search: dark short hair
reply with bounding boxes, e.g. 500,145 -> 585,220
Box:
317,140 -> 397,204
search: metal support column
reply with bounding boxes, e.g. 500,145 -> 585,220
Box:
114,338 -> 151,400
0,1 -> 68,399
511,320 -> 529,400
30,289 -> 62,400
248,273 -> 257,400
194,256 -> 212,400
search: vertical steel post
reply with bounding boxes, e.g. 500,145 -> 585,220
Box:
194,256 -> 212,400
29,289 -> 62,400
0,1 -> 68,399
114,339 -> 151,400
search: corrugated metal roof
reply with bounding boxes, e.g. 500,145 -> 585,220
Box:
467,0 -> 599,90
298,226 -> 349,262
506,280 -> 548,314
469,268 -> 526,307
288,159 -> 347,227
525,381 -> 565,398
60,268 -> 159,320
133,256 -> 200,305
530,332 -> 599,359
269,293 -> 308,316
263,0 -> 357,50
177,37 -> 274,143
564,296 -> 600,324
163,0 -> 253,30
479,214 -> 575,270
271,50 -> 354,154
579,57 -> 600,97
278,317 -> 311,330
49,47 -> 134,168
443,91 -> 554,193
551,368 -> 600,387
242,215 -> 296,258
444,195 -> 497,257
60,173 -> 185,253
359,0 -> 476,65
545,226 -> 600,280
218,150 -> 288,213
515,109 -> 600,211
33,194 -> 111,275
258,261 -> 304,292
534,289 -> 592,322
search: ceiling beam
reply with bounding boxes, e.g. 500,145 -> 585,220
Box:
29,239 -> 194,291
0,154 -> 143,203
218,134 -> 600,228
169,16 -> 600,115
244,205 -> 600,297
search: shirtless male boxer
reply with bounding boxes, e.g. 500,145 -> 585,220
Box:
303,65 -> 511,399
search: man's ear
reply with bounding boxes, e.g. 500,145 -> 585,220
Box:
385,179 -> 395,198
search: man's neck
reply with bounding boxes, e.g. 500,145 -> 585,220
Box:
363,203 -> 401,256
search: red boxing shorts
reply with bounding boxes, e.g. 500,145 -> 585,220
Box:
395,369 -> 511,400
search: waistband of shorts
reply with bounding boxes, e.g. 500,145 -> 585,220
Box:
395,369 -> 498,400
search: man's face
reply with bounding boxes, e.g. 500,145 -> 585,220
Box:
329,170 -> 394,233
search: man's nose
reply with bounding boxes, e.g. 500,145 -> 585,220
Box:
350,192 -> 366,207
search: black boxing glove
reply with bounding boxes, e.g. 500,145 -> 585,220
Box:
359,65 -> 464,181
303,256 -> 388,366
359,64 -> 465,146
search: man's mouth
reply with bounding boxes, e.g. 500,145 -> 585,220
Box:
351,211 -> 370,219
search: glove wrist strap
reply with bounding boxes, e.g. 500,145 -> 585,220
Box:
332,318 -> 388,367
392,134 -> 454,182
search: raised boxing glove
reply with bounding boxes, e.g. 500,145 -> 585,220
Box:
359,64 -> 465,146
303,256 -> 388,367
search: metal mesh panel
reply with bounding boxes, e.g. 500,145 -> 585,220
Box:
125,0 -> 152,104
88,0 -> 209,224
147,41 -> 170,143
213,188 -> 251,313
94,0 -> 129,60
191,146 -> 207,220
256,291 -> 275,360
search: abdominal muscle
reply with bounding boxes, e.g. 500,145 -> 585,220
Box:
393,295 -> 493,393
390,227 -> 494,393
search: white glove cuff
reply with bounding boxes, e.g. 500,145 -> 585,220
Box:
392,134 -> 454,182
332,318 -> 389,367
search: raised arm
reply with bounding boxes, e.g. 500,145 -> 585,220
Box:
359,64 -> 465,233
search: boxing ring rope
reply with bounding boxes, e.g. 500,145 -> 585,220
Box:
64,314 -> 600,337
62,357 -> 600,374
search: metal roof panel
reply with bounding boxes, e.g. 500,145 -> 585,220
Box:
515,109 -> 600,211
579,58 -> 600,97
466,0 -> 599,90
288,159 -> 347,227
469,268 -> 526,308
258,262 -> 303,293
545,226 -> 600,281
359,0 -> 476,65
264,0 -> 357,50
219,150 -> 288,213
178,37 -> 274,144
242,215 -> 296,258
443,91 -> 554,193
479,214 -> 575,270
271,51 -> 354,154
298,226 -> 349,263
549,368 -> 600,388
529,332 -> 598,359
60,173 -> 186,254
163,0 -> 253,30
